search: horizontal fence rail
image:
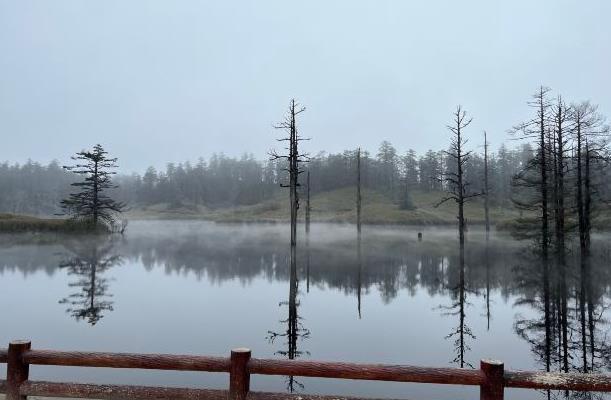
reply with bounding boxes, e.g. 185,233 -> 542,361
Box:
23,350 -> 231,372
248,358 -> 486,385
2,341 -> 611,400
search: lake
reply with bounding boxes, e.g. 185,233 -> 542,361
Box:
0,221 -> 609,400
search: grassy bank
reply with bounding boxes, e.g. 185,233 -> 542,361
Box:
0,213 -> 109,233
126,188 -> 521,226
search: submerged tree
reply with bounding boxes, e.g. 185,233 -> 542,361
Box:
61,144 -> 124,228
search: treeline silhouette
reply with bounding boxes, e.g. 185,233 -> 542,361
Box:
0,142 -> 538,215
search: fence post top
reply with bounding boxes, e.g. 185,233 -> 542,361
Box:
231,348 -> 251,354
481,359 -> 504,367
9,340 -> 31,347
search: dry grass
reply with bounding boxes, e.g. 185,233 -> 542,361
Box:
0,213 -> 108,233
125,188 -> 521,226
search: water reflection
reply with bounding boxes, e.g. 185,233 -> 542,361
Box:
514,243 -> 611,400
58,237 -> 122,325
267,249 -> 310,392
0,227 -> 519,299
2,223 -> 611,398
440,241 -> 475,368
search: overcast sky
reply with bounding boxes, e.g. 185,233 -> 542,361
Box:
1,1 -> 610,173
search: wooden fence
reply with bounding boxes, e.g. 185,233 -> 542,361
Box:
2,340 -> 611,400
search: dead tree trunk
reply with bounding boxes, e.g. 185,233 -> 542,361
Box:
483,131 -> 490,239
356,148 -> 362,236
511,87 -> 553,372
305,170 -> 311,235
437,106 -> 475,249
271,99 -> 308,302
356,148 -> 363,318
553,97 -> 567,261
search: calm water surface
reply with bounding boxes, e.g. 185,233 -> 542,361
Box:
0,221 -> 609,399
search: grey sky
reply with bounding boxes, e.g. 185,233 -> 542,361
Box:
1,1 -> 609,173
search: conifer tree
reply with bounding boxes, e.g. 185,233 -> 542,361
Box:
61,144 -> 124,228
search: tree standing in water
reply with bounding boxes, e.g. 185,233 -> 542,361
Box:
270,101 -> 309,383
61,144 -> 124,229
571,101 -> 609,372
437,106 -> 477,368
269,101 -> 310,392
511,86 -> 553,371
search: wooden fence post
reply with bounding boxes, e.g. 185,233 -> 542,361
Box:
229,348 -> 251,400
7,340 -> 31,400
480,359 -> 504,400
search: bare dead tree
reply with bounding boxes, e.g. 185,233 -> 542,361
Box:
354,148 -> 364,318
436,105 -> 477,247
551,96 -> 571,261
571,101 -> 609,372
356,147 -> 362,236
269,100 -> 309,392
550,96 -> 572,374
305,170 -> 311,235
270,99 -> 309,274
435,106 -> 477,368
511,87 -> 554,373
483,131 -> 490,239
571,102 -> 608,259
511,86 -> 552,255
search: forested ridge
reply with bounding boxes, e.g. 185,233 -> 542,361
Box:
0,141 -> 538,216
2,89 -> 610,227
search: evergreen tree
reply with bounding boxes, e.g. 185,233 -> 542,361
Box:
61,144 -> 124,228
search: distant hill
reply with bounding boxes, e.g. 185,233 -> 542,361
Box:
126,188 -> 521,226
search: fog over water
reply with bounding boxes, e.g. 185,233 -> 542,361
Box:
1,221 -> 610,399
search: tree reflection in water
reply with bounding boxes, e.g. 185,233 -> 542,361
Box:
439,240 -> 475,368
58,237 -> 122,326
4,224 -> 611,397
267,251 -> 310,392
514,245 -> 611,400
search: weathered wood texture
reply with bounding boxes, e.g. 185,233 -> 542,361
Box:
505,371 -> 611,391
230,348 -> 251,400
2,343 -> 611,400
6,341 -> 30,400
480,360 -> 504,400
249,358 -> 485,385
23,350 -> 230,372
